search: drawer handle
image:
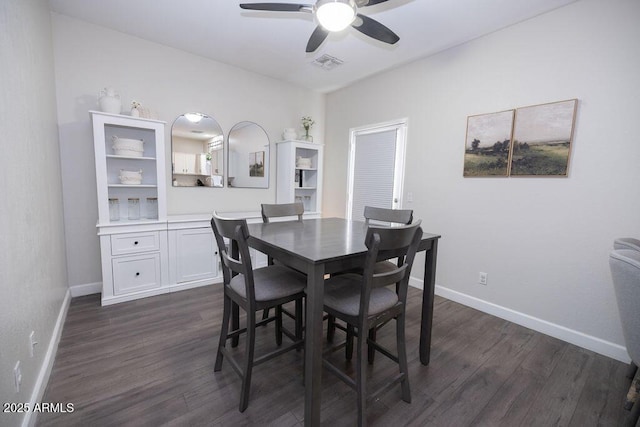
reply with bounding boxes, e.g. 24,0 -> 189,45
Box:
136,272 -> 140,277
134,241 -> 139,245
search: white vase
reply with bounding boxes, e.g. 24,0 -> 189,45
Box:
130,107 -> 140,117
98,87 -> 121,114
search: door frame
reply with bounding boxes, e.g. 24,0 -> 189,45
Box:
346,118 -> 408,220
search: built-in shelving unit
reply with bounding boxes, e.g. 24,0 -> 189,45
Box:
91,111 -> 167,224
276,140 -> 323,215
91,111 -> 169,305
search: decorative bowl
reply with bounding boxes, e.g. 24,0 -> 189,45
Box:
112,136 -> 144,157
118,169 -> 143,185
296,157 -> 312,169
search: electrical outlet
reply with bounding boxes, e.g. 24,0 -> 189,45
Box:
14,361 -> 22,393
479,272 -> 488,285
407,192 -> 413,203
29,331 -> 38,357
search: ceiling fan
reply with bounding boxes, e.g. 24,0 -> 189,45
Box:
239,0 -> 400,53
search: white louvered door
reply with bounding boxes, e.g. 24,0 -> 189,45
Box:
347,120 -> 407,221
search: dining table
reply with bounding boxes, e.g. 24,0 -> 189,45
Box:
245,217 -> 440,426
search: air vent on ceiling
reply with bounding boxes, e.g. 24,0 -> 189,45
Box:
311,54 -> 344,71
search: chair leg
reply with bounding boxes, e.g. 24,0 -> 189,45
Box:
215,295 -> 231,371
346,324 -> 355,361
356,327 -> 367,427
232,302 -> 240,347
628,362 -> 638,380
367,328 -> 376,365
396,312 -> 411,403
295,298 -> 303,345
262,308 -> 270,322
624,398 -> 640,427
239,310 -> 256,412
275,305 -> 283,346
327,314 -> 336,342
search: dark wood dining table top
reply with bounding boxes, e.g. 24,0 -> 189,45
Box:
246,217 -> 439,272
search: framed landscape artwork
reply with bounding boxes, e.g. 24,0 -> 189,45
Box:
510,99 -> 577,176
463,109 -> 514,177
249,151 -> 265,177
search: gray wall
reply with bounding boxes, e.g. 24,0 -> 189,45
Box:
50,14 -> 325,289
0,1 -> 69,425
324,0 -> 640,360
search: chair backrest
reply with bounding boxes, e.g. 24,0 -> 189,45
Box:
609,249 -> 640,364
614,237 -> 640,252
359,220 -> 422,321
363,206 -> 413,226
261,202 -> 304,223
211,212 -> 256,301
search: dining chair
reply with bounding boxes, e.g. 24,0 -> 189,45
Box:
327,205 -> 414,358
609,249 -> 640,426
322,220 -> 422,427
261,202 -> 304,223
260,203 -> 305,333
210,213 -> 306,412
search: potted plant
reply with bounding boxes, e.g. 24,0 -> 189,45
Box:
301,116 -> 315,142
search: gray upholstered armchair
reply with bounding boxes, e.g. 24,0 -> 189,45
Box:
614,237 -> 640,252
610,249 -> 640,426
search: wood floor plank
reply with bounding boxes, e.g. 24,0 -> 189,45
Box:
520,345 -> 595,426
37,286 -> 630,426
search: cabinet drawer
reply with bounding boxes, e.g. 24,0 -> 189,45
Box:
112,253 -> 161,295
111,232 -> 160,255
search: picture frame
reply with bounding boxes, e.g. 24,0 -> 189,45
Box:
249,150 -> 265,177
463,109 -> 514,177
509,99 -> 577,177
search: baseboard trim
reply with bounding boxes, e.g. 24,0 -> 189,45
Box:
69,281 -> 101,297
22,289 -> 71,427
408,277 -> 630,363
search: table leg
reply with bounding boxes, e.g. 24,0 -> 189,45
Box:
420,239 -> 439,365
304,264 -> 325,426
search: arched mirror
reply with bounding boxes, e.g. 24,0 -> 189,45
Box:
171,113 -> 224,187
227,121 -> 270,188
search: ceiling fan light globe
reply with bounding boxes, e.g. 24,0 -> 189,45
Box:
316,0 -> 356,32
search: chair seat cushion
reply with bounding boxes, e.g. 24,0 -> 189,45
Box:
229,265 -> 306,302
324,274 -> 398,317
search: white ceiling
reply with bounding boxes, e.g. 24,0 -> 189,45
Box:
48,0 -> 577,93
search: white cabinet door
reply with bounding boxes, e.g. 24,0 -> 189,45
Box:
173,152 -> 197,175
175,228 -> 218,283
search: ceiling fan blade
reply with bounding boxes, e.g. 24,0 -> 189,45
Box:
240,3 -> 310,12
306,26 -> 329,52
351,14 -> 399,45
356,0 -> 390,6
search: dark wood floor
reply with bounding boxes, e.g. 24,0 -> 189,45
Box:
38,284 -> 630,426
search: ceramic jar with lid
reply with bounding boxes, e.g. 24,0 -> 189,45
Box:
98,87 -> 122,114
283,128 -> 297,140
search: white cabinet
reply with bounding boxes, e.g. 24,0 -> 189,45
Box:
168,217 -> 220,288
276,140 -> 324,215
173,152 -> 211,176
173,152 -> 197,175
98,225 -> 168,304
91,111 -> 169,305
